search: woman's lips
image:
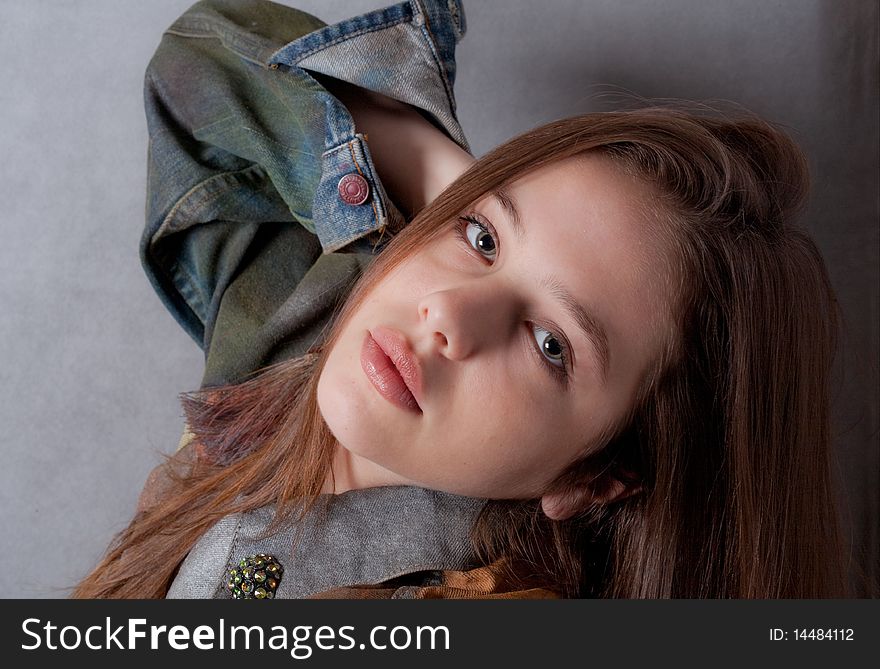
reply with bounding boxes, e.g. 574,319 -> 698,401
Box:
361,330 -> 422,414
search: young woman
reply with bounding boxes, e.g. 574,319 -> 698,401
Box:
72,0 -> 849,598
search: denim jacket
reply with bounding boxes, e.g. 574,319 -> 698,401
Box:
141,0 -> 470,388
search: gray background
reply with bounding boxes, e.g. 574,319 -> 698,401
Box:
0,0 -> 876,598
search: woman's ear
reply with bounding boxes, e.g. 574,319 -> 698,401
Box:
540,471 -> 643,521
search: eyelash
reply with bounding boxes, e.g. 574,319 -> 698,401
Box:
454,214 -> 571,387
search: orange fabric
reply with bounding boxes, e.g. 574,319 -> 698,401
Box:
307,558 -> 562,599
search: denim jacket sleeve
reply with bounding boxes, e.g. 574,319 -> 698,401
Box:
140,0 -> 469,386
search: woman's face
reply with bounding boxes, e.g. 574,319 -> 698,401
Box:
317,154 -> 676,498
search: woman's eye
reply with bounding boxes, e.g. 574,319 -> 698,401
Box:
532,324 -> 566,369
456,215 -> 569,386
459,215 -> 497,261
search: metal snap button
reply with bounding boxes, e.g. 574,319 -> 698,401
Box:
337,173 -> 370,206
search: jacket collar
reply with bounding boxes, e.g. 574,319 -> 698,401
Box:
168,485 -> 488,599
269,0 -> 467,146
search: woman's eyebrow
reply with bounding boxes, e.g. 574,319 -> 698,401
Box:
491,187 -> 524,241
490,187 -> 611,385
541,276 -> 610,385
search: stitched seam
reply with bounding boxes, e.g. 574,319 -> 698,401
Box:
417,0 -> 432,33
410,0 -> 455,112
321,141 -> 358,159
219,513 -> 245,598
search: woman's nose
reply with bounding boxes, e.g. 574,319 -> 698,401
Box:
417,283 -> 510,360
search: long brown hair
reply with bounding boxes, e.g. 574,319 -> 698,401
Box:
73,107 -> 849,598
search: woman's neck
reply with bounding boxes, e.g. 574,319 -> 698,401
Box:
321,441 -> 417,494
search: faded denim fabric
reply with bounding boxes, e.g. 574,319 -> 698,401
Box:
141,0 -> 470,387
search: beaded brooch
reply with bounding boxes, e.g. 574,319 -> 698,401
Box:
226,553 -> 284,599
